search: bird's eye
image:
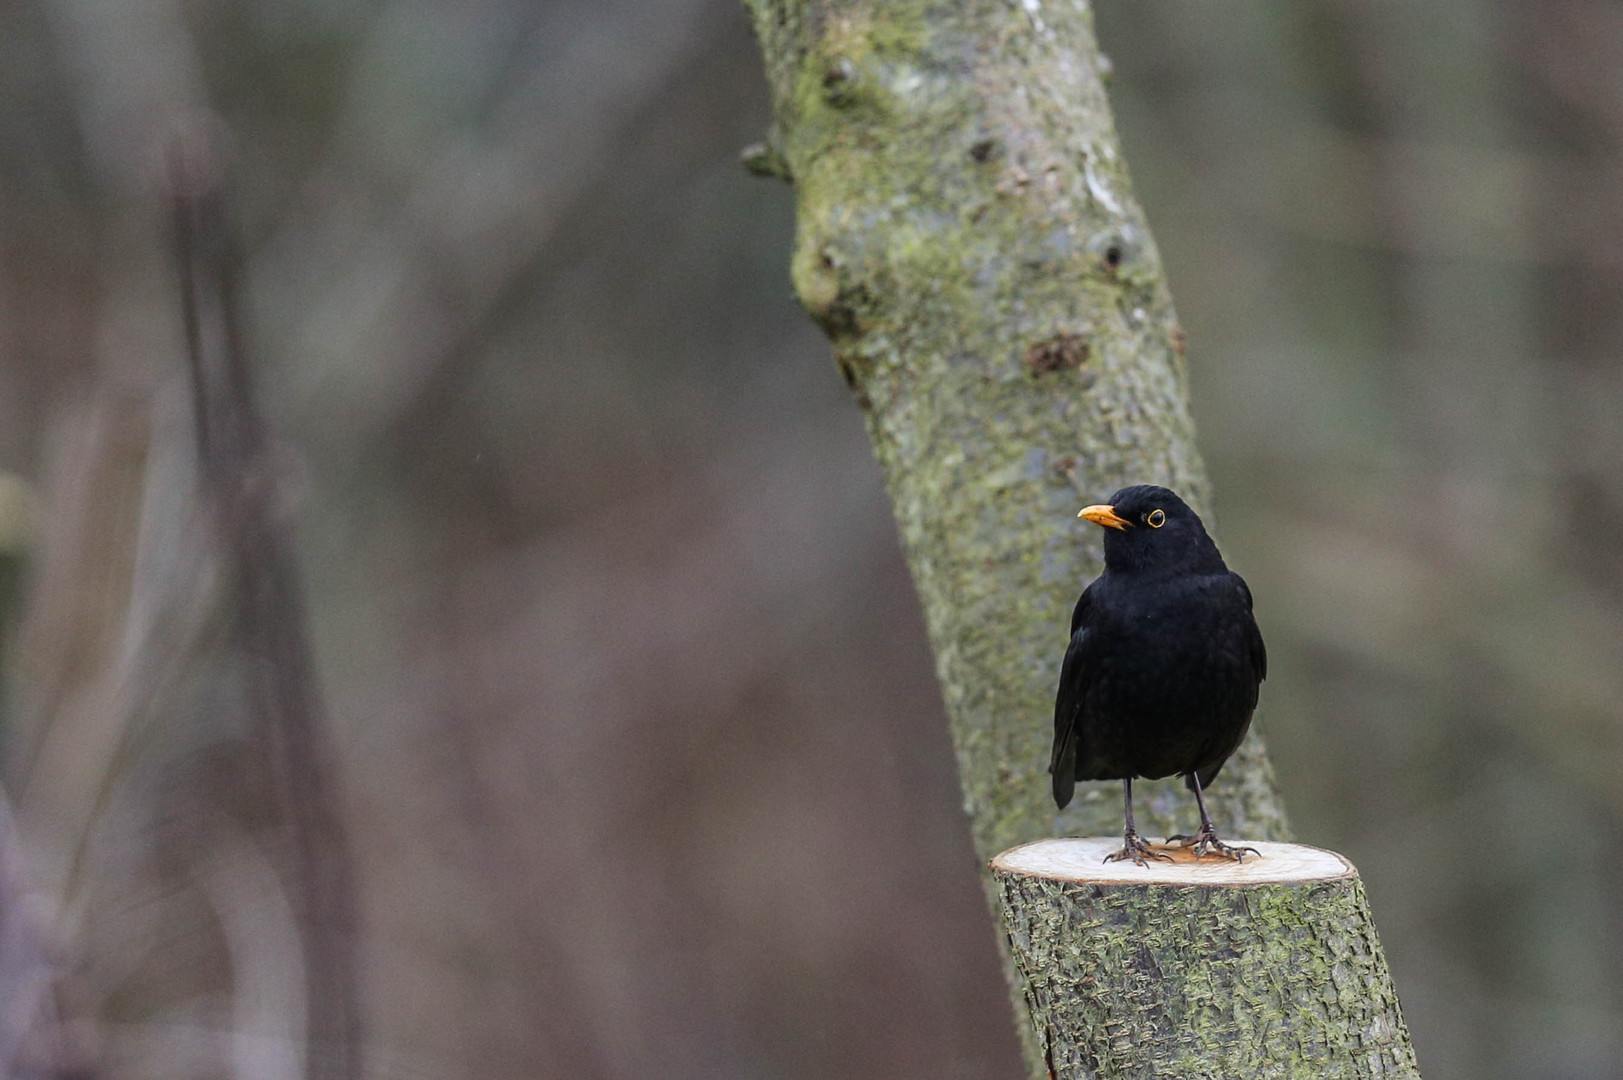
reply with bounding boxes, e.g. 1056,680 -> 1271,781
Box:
1147,509 -> 1166,528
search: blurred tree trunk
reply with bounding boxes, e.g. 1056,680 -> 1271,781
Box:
742,0 -> 1293,1069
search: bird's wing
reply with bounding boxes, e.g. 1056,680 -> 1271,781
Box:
1188,574 -> 1267,792
1050,586 -> 1095,808
1068,584 -> 1092,638
1233,573 -> 1267,682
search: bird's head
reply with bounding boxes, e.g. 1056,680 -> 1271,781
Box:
1077,485 -> 1226,575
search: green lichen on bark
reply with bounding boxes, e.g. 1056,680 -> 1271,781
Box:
741,0 -> 1290,856
992,862 -> 1421,1079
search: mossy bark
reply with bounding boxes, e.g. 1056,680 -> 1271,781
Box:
740,2 -> 1297,1072
740,1 -> 1288,857
992,841 -> 1422,1079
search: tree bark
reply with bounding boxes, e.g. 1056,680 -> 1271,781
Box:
740,1 -> 1301,1072
992,838 -> 1422,1079
740,0 -> 1290,858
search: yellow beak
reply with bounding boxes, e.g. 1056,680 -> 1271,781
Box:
1078,504 -> 1132,530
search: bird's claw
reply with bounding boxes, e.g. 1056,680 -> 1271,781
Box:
1167,828 -> 1259,862
1104,831 -> 1173,867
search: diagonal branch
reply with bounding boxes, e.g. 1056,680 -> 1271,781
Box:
169,134 -> 363,1080
740,2 -> 1294,1073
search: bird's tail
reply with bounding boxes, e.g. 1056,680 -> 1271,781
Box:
1184,760 -> 1222,793
1050,730 -> 1076,809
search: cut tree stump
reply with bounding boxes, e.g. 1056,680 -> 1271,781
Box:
991,838 -> 1421,1080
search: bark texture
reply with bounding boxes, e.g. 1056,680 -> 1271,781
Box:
741,4 -> 1304,1073
992,839 -> 1422,1080
739,1 -> 1289,858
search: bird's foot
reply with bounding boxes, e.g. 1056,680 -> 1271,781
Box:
1103,831 -> 1173,867
1166,827 -> 1259,862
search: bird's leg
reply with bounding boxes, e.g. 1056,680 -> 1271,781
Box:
1104,778 -> 1171,866
1169,773 -> 1260,861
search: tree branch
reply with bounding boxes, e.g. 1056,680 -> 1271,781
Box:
169,135 -> 363,1080
741,2 -> 1295,1070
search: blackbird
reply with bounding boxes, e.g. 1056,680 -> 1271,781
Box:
1049,485 -> 1266,865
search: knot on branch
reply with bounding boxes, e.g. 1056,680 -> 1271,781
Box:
1084,224 -> 1151,285
822,55 -> 860,106
740,140 -> 792,182
834,351 -> 874,410
1026,333 -> 1091,377
793,243 -> 877,340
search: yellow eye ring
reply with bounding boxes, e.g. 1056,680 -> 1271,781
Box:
1147,509 -> 1166,528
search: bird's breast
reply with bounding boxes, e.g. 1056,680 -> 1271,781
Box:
1090,582 -> 1258,717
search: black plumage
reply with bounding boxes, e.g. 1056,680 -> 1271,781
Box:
1050,485 -> 1266,864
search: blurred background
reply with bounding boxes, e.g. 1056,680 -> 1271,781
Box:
0,1 -> 1620,1079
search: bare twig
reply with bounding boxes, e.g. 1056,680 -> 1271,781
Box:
0,792 -> 53,1077
168,132 -> 363,1080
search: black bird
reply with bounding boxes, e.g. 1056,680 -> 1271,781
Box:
1050,485 -> 1266,865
